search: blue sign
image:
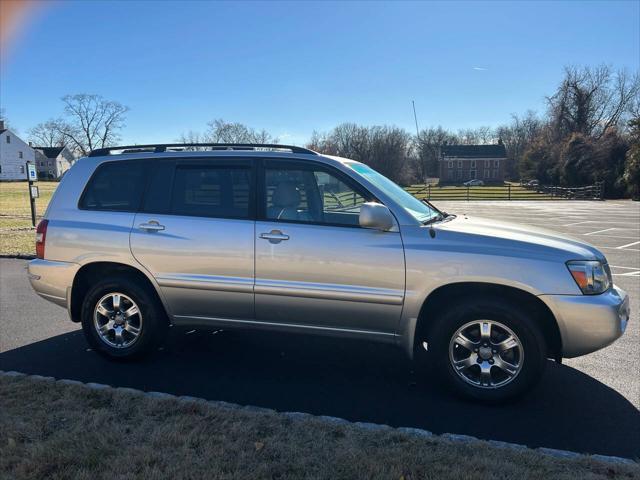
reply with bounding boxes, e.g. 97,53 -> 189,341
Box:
27,163 -> 37,181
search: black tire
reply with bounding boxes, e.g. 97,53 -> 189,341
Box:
81,275 -> 167,360
421,297 -> 547,403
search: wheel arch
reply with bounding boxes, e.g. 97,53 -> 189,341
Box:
412,282 -> 562,360
70,261 -> 169,323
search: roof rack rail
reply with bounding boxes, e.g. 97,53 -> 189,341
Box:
88,143 -> 318,157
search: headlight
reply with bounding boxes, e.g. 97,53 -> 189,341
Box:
566,260 -> 612,295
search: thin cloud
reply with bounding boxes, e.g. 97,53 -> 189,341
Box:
473,66 -> 488,71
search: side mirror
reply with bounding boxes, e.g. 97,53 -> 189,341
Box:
359,202 -> 395,231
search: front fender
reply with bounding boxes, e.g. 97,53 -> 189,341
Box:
397,225 -> 581,358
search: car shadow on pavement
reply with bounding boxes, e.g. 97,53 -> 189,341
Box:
1,327 -> 638,459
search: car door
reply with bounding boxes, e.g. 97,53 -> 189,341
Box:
130,158 -> 255,323
254,159 -> 405,337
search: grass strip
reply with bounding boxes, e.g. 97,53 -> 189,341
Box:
1,375 -> 637,480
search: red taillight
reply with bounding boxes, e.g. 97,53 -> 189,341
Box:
36,219 -> 48,259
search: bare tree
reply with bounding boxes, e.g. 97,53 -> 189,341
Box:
306,123 -> 411,183
205,119 -> 278,143
59,94 -> 129,155
367,126 -> 413,181
624,117 -> 640,199
307,130 -> 339,155
177,130 -> 206,143
496,111 -> 544,178
457,126 -> 495,144
547,65 -> 640,139
175,130 -> 209,150
28,119 -> 68,147
414,126 -> 458,181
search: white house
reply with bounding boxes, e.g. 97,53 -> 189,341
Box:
34,146 -> 75,179
0,121 -> 36,181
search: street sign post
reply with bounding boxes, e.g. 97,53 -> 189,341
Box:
25,162 -> 37,227
27,163 -> 37,182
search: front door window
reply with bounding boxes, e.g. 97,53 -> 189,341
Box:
265,166 -> 366,227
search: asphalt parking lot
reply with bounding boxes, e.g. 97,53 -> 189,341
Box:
1,200 -> 638,458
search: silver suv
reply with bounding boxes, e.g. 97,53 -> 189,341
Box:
27,143 -> 630,402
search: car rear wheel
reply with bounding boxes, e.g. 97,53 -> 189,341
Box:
423,298 -> 547,403
81,275 -> 167,359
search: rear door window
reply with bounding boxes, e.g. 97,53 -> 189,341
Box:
142,161 -> 175,214
171,165 -> 252,219
80,161 -> 146,211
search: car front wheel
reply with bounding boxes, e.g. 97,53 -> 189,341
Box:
424,298 -> 547,403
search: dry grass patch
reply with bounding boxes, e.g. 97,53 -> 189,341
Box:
0,181 -> 57,216
1,375 -> 638,480
0,231 -> 35,255
0,182 -> 57,255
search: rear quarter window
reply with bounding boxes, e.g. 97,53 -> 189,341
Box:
79,161 -> 146,211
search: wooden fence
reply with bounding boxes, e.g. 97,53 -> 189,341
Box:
404,182 -> 604,201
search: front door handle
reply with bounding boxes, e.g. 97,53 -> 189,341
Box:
139,220 -> 165,232
260,230 -> 290,244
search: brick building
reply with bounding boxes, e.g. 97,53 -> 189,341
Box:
439,144 -> 507,184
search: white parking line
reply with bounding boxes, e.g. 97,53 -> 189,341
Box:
584,234 -> 639,239
585,228 -> 617,236
593,245 -> 640,252
613,271 -> 640,277
563,221 -> 593,226
617,241 -> 640,250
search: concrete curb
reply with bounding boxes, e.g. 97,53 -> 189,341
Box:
0,369 -> 636,467
0,253 -> 36,260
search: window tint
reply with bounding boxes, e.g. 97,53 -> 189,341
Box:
142,161 -> 174,213
171,166 -> 250,218
265,167 -> 365,226
80,161 -> 146,211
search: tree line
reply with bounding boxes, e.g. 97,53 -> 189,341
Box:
12,64 -> 640,198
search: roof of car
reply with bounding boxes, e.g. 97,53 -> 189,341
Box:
84,143 -> 358,165
88,143 -> 317,157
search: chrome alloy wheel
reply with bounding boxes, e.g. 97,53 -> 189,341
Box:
93,293 -> 143,349
448,320 -> 523,389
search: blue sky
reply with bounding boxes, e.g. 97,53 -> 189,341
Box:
1,0 -> 638,145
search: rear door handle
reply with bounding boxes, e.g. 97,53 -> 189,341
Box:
260,230 -> 289,243
139,221 -> 165,232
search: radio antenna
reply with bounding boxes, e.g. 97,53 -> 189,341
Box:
412,100 -> 420,139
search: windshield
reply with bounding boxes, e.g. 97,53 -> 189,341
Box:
348,163 -> 439,223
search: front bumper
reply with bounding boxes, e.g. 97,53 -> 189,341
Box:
27,259 -> 80,310
540,285 -> 629,358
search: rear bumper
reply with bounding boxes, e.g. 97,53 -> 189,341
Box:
27,259 -> 79,311
540,285 -> 629,358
